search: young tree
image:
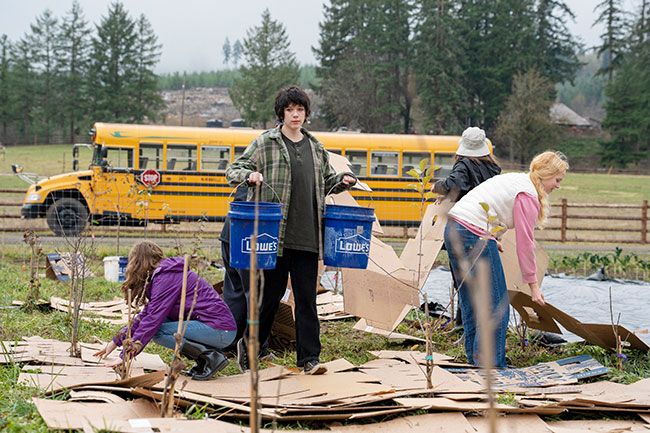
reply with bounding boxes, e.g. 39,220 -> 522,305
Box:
222,37 -> 231,66
495,69 -> 559,164
229,9 -> 299,128
130,14 -> 163,122
59,0 -> 92,143
594,0 -> 629,81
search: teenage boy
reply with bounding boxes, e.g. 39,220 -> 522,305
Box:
226,86 -> 356,374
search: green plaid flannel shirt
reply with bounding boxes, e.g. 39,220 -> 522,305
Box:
226,126 -> 354,257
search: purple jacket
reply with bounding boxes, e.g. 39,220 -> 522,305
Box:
113,257 -> 236,355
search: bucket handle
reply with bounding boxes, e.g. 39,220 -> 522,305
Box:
325,180 -> 374,208
229,180 -> 281,203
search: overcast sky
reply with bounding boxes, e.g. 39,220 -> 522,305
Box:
0,0 -> 639,74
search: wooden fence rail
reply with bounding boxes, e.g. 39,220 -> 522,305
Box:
0,190 -> 647,244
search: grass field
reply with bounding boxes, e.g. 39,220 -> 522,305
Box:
0,144 -> 648,204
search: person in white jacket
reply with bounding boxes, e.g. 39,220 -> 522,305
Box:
445,151 -> 569,368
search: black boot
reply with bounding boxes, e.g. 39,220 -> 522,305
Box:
180,341 -> 207,378
193,350 -> 229,381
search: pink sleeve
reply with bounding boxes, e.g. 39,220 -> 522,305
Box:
513,192 -> 540,284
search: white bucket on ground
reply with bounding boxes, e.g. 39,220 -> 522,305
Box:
103,256 -> 128,282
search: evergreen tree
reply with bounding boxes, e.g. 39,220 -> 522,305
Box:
413,0 -> 467,134
59,0 -> 92,143
600,5 -> 650,167
10,39 -> 37,143
89,2 -> 138,121
232,39 -> 243,67
25,9 -> 62,143
229,9 -> 299,128
222,37 -> 231,66
594,0 -> 629,81
0,35 -> 11,142
534,0 -> 581,83
130,14 -> 162,122
495,69 -> 559,164
315,0 -> 414,133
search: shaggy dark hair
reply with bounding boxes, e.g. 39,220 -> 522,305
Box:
274,86 -> 311,122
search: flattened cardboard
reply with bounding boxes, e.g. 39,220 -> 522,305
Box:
579,323 -> 650,351
468,414 -> 553,433
546,419 -> 650,433
32,397 -> 158,430
45,252 -> 94,282
353,319 -> 425,342
394,397 -> 564,414
509,291 -> 563,334
333,412 -> 475,433
80,344 -> 167,371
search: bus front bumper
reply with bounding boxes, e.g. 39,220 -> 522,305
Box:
21,203 -> 47,218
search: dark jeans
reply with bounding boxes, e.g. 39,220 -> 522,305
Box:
444,220 -> 509,368
221,240 -> 251,343
258,248 -> 320,367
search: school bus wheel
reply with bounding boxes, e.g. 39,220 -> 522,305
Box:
45,197 -> 89,237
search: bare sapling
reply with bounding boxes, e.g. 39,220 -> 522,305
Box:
405,158 -> 437,388
608,287 -> 625,371
161,254 -> 196,417
22,230 -> 42,308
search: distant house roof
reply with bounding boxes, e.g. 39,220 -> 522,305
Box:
550,102 -> 592,127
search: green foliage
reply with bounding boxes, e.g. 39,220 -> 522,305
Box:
229,9 -> 300,129
315,0 -> 414,133
549,248 -> 650,281
495,69 -> 560,164
0,2 -> 163,145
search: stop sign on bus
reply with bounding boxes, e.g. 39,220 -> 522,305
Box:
140,169 -> 161,187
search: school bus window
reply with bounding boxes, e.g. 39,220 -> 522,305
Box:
105,147 -> 133,169
402,152 -> 430,177
201,146 -> 230,171
345,150 -> 367,176
167,144 -> 197,171
328,149 -> 342,155
434,152 -> 455,178
139,143 -> 163,170
371,151 -> 398,176
234,146 -> 247,160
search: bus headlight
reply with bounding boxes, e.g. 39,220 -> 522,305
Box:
26,193 -> 42,203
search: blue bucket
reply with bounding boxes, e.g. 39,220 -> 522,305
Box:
323,204 -> 375,269
118,257 -> 128,282
228,201 -> 283,269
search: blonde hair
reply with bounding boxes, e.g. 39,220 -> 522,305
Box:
121,241 -> 164,307
528,151 -> 569,227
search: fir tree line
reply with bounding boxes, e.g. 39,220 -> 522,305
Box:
0,1 -> 162,145
597,0 -> 650,167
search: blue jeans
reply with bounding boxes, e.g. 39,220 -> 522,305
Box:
153,320 -> 236,353
444,220 -> 510,368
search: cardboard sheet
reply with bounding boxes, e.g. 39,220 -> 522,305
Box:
467,414 -> 553,433
333,412 -> 475,432
32,397 -> 158,430
353,319 -> 425,342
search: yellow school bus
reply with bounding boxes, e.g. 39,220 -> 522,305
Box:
21,122 -> 475,236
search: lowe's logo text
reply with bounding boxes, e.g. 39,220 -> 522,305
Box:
241,233 -> 278,254
335,234 -> 370,255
